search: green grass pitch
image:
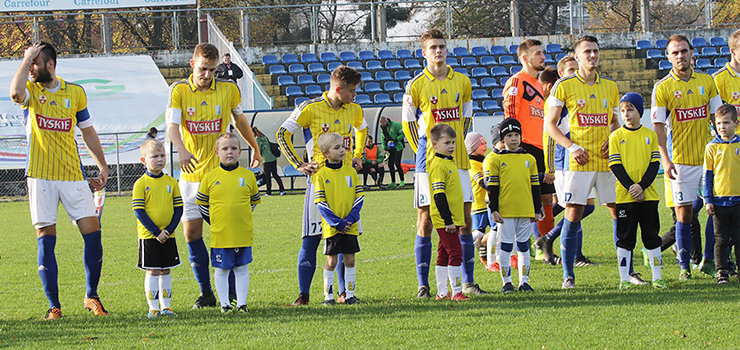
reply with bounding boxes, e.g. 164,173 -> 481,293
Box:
1,184 -> 738,348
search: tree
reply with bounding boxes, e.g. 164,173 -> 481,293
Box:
361,3 -> 411,39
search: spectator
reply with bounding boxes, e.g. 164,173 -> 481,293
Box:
215,53 -> 243,83
146,127 -> 158,139
253,127 -> 286,196
379,116 -> 406,188
362,135 -> 385,188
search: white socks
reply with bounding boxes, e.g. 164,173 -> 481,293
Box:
159,274 -> 172,309
145,273 -> 159,310
233,264 -> 249,307
323,269 -> 335,301
345,267 -> 356,298
647,247 -> 662,281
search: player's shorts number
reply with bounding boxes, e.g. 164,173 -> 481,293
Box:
310,222 -> 321,234
675,191 -> 683,202
564,192 -> 572,202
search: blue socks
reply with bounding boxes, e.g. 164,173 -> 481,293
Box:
676,221 -> 692,270
561,219 -> 580,279
705,216 -> 715,261
460,234 -> 475,284
552,203 -> 564,217
415,235 -> 432,287
532,222 -> 540,239
298,235 -> 321,295
82,230 -> 103,298
336,253 -> 345,294
38,235 -> 60,308
187,238 -> 212,295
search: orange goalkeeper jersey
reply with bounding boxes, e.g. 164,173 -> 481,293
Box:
503,70 -> 546,149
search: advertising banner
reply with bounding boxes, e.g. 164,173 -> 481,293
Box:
2,0 -> 195,12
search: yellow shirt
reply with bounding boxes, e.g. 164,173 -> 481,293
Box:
651,68 -> 722,166
167,75 -> 242,182
608,126 -> 660,204
313,163 -> 364,238
196,166 -> 261,248
704,136 -> 740,201
547,72 -> 619,172
402,66 -> 473,171
469,155 -> 487,214
277,92 -> 367,170
484,150 -> 539,218
712,63 -> 740,135
428,156 -> 465,228
23,78 -> 91,181
132,173 -> 183,239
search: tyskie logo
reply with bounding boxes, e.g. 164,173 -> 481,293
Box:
432,107 -> 460,122
185,119 -> 222,134
675,105 -> 707,122
576,113 -> 608,126
36,114 -> 72,132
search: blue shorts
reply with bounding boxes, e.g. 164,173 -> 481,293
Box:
472,210 -> 490,231
211,247 -> 252,270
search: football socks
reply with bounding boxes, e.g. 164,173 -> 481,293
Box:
187,238 -> 212,295
517,241 -> 530,284
82,230 -> 103,298
537,204 -> 554,240
676,221 -> 692,270
323,268 -> 334,301
145,273 -> 159,311
460,234 -> 475,284
561,219 -> 580,279
297,235 -> 321,295
159,274 -> 172,310
233,264 -> 249,307
448,265 -> 463,296
415,235 -> 432,287
499,242 -> 513,284
214,268 -> 231,307
705,216 -> 715,261
336,254 -> 345,294
647,247 -> 662,281
37,235 -> 60,309
616,247 -> 631,282
435,266 -> 449,298
345,267 -> 356,298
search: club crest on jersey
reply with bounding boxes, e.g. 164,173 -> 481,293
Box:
603,99 -> 608,109
39,95 -> 47,104
322,123 -> 329,132
733,91 -> 740,100
430,95 -> 438,105
645,137 -> 650,145
674,90 -> 682,99
699,86 -> 705,95
524,160 -> 530,168
166,185 -> 171,193
577,99 -> 586,108
455,93 -> 460,103
239,178 -> 245,187
215,105 -> 221,115
186,107 -> 196,116
526,85 -> 536,96
345,176 -> 352,187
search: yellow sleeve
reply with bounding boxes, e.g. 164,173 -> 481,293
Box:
132,178 -> 145,210
167,83 -> 182,110
353,172 -> 363,200
230,83 -> 242,110
543,133 -> 556,175
428,165 -> 446,195
704,145 -> 714,171
402,121 -> 419,153
402,82 -> 420,152
171,177 -> 183,208
249,172 -> 261,206
77,85 -> 88,112
650,133 -> 660,163
483,155 -> 500,186
353,127 -> 368,160
195,173 -> 210,206
530,155 -> 540,185
553,80 -> 568,105
608,132 -> 622,167
313,170 -> 326,204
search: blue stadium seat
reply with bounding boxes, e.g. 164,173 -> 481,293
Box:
297,74 -> 315,85
446,57 -> 460,67
692,38 -> 708,48
472,89 -> 490,99
347,61 -> 364,70
696,58 -> 712,69
282,54 -> 299,64
374,93 -> 392,104
366,60 -> 383,70
636,40 -> 652,50
481,77 -> 498,88
544,54 -> 554,64
360,71 -> 374,82
394,70 -> 412,81
376,71 -> 393,81
491,46 -> 507,55
491,88 -> 504,98
499,55 -> 516,65
480,56 -> 497,66
320,52 -> 337,62
327,61 -> 341,72
470,78 -> 479,88
510,66 -> 522,75
364,82 -> 382,93
471,67 -> 489,77
646,49 -> 664,59
499,77 -> 509,86
288,64 -> 306,74
493,111 -> 505,118
454,68 -> 469,76
393,92 -> 404,103
694,48 -> 700,56
461,57 -> 478,67
555,53 -> 567,61
415,49 -> 423,58
305,85 -> 322,96
715,57 -> 729,68
404,59 -> 422,69
262,55 -> 279,65
508,45 -> 519,54
472,101 -> 481,111
285,86 -> 303,96
355,94 -> 371,104
701,47 -> 719,57
658,60 -> 671,70
301,53 -> 318,63
383,81 -> 403,92
721,46 -> 731,56
378,50 -> 394,60
491,66 -> 507,77
356,84 -> 363,93
339,51 -> 356,61
294,97 -> 309,107
307,63 -> 325,73
414,69 -> 423,76
452,47 -> 469,57
711,37 -> 727,47
385,60 -> 402,70
473,112 -> 488,117
269,65 -> 286,75
471,46 -> 488,56
545,43 -> 563,53
359,50 -> 375,60
707,68 -> 720,75
277,75 -> 296,86
482,100 -> 501,111
397,49 -> 413,59
656,39 -> 668,48
317,73 -> 331,84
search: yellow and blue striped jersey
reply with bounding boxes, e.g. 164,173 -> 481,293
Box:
402,66 -> 473,171
313,163 -> 364,238
712,64 -> 740,135
166,75 -> 242,182
277,91 -> 367,170
196,166 -> 260,248
469,155 -> 487,214
428,156 -> 465,228
22,78 -> 92,181
483,150 -> 539,218
651,68 -> 722,166
132,173 -> 183,239
547,71 -> 619,172
703,135 -> 740,206
608,126 -> 660,204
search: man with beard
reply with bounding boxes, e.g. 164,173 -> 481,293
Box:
10,42 -> 109,320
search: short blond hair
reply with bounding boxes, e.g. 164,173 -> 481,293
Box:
140,138 -> 164,156
729,29 -> 740,51
193,43 -> 219,61
215,132 -> 241,149
317,132 -> 343,152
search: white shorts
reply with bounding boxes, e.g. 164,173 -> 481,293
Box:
669,164 -> 702,206
28,178 -> 96,229
498,217 -> 533,244
562,171 -> 616,206
554,170 -> 595,201
179,180 -> 202,221
413,169 -> 474,208
303,180 -> 362,237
